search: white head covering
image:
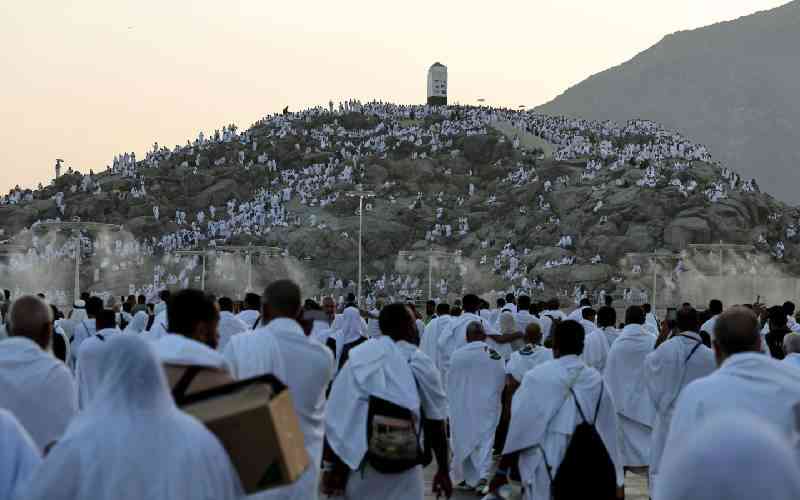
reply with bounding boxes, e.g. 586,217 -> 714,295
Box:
499,311 -> 516,334
122,311 -> 149,335
70,301 -> 88,322
656,413 -> 800,500
17,335 -> 243,500
0,409 -> 41,500
335,306 -> 365,346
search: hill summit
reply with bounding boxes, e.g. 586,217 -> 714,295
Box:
0,102 -> 798,307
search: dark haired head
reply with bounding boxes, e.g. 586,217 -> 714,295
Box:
244,292 -> 261,310
218,296 -> 234,312
553,320 -> 585,357
379,303 -> 416,343
597,306 -> 616,328
676,306 -> 699,333
168,289 -> 220,349
625,306 -> 645,325
86,296 -> 104,318
263,280 -> 301,319
463,294 -> 480,313
709,299 -> 723,315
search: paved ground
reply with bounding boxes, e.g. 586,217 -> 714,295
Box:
423,466 -> 649,499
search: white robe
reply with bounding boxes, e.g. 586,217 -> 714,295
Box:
146,310 -> 169,340
224,318 -> 334,500
643,331 -> 715,488
76,327 -> 122,409
656,414 -> 800,500
218,311 -> 248,351
17,335 -> 242,500
331,307 -> 367,369
601,326 -> 620,348
504,355 -> 624,500
236,309 -> 261,329
68,318 -> 96,366
580,320 -> 609,373
325,336 -> 447,500
122,311 -> 149,335
782,352 -> 800,370
447,341 -> 506,486
154,333 -> 229,370
0,409 -> 41,500
506,344 -> 553,383
0,337 -> 78,451
604,324 -> 656,467
664,352 -> 800,468
437,312 -> 498,390
420,314 -> 450,371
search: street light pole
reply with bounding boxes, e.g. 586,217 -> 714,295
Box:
345,185 -> 375,307
34,221 -> 122,304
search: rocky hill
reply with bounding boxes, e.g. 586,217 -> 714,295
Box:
0,102 -> 798,307
536,0 -> 800,204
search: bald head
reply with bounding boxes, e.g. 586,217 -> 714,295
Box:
783,334 -> 800,356
466,321 -> 486,343
713,306 -> 762,364
8,295 -> 53,350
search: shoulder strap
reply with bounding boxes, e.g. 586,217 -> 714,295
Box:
252,316 -> 261,330
592,381 -> 604,425
569,387 -> 588,424
96,334 -> 105,342
172,365 -> 203,403
675,334 -> 703,363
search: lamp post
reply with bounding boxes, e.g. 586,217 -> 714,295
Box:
34,221 -> 122,303
398,248 -> 461,301
215,245 -> 285,293
174,250 -> 211,291
345,185 -> 376,307
625,251 -> 683,314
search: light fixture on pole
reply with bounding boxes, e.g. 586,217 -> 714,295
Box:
345,185 -> 376,307
215,245 -> 285,293
399,248 -> 461,301
34,221 -> 122,303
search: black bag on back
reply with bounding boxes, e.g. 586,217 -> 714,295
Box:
364,396 -> 425,474
545,382 -> 617,500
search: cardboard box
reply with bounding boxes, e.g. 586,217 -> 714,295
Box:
178,374 -> 309,494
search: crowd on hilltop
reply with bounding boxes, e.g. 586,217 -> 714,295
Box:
2,281 -> 800,500
0,101 -> 792,308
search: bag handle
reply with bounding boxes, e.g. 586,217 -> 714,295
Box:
172,365 -> 203,404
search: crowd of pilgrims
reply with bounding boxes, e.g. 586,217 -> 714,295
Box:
2,278 -> 800,500
1,101 -> 793,298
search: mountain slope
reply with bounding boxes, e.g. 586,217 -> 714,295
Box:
535,0 -> 800,204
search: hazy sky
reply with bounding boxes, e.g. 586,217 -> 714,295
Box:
1,1 -> 789,194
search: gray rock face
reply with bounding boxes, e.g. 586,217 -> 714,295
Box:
535,1 -> 800,204
665,217 -> 711,248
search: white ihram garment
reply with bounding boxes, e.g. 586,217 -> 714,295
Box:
656,414 -> 800,500
643,331 -> 715,489
420,314 -> 450,371
224,318 -> 334,500
0,337 -> 78,451
447,341 -> 506,486
506,344 -> 553,383
325,336 -> 447,500
580,320 -> 609,373
75,327 -> 122,409
663,352 -> 800,469
217,311 -> 248,351
504,355 -> 624,500
16,335 -> 242,500
437,312 -> 497,391
604,324 -> 656,467
0,409 -> 41,500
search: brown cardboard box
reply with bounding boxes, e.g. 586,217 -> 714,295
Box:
177,374 -> 309,494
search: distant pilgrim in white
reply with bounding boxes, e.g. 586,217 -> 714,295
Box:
427,62 -> 447,106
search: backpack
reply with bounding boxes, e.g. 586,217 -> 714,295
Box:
363,361 -> 432,474
544,382 -> 617,500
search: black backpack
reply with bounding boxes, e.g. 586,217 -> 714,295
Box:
544,382 -> 617,500
364,396 -> 426,474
